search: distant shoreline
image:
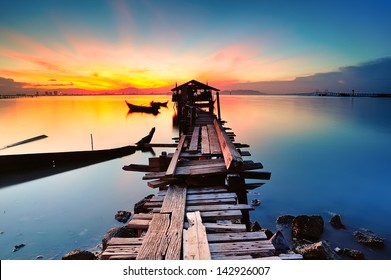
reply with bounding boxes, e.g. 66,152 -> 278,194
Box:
1,91 -> 391,99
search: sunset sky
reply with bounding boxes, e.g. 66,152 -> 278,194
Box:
1,0 -> 390,94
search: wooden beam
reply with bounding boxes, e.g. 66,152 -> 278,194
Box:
201,126 -> 210,154
136,214 -> 171,260
188,126 -> 200,153
213,119 -> 243,170
203,223 -> 246,233
165,135 -> 186,176
160,186 -> 187,260
183,211 -> 211,260
206,124 -> 222,154
207,231 -> 268,243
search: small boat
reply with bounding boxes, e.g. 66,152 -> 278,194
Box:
150,101 -> 168,108
125,101 -> 159,115
251,199 -> 261,206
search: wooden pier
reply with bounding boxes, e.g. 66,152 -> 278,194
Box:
101,80 -> 296,260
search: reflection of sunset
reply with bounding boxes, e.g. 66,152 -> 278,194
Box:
0,95 -> 174,155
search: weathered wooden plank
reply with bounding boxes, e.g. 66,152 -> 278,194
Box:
187,192 -> 237,201
132,213 -> 153,220
177,158 -> 225,167
158,186 -> 228,196
142,171 -> 166,180
175,163 -> 227,176
208,240 -> 275,255
107,237 -> 144,246
207,231 -> 268,243
206,124 -> 222,154
165,135 -> 186,176
147,178 -> 181,188
203,223 -> 246,232
127,219 -> 151,229
160,186 -> 187,214
186,198 -> 237,206
136,214 -> 171,260
186,204 -> 254,212
200,210 -> 242,221
101,245 -> 141,260
201,126 -> 211,154
213,119 -> 243,170
212,254 -> 254,260
183,211 -> 211,260
188,126 -> 200,153
160,186 -> 187,260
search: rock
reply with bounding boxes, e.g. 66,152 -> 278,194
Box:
62,249 -> 97,260
102,225 -> 138,250
13,243 -> 26,252
134,194 -> 154,214
294,241 -> 338,260
250,221 -> 262,232
353,230 -> 384,248
342,248 -> 365,259
276,215 -> 295,225
330,214 -> 346,229
292,215 -> 324,241
270,230 -> 290,252
115,210 -> 132,223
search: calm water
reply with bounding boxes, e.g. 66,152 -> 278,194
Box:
0,95 -> 390,259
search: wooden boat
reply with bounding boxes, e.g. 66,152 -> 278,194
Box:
0,128 -> 155,188
150,101 -> 168,108
125,101 -> 159,115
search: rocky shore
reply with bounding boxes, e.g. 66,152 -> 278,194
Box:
61,195 -> 386,260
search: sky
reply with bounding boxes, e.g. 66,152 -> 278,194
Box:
0,0 -> 390,94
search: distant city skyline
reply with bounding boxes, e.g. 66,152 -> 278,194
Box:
1,0 -> 391,94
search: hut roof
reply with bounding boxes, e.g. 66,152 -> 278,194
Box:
171,80 -> 220,92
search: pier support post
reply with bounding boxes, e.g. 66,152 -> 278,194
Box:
216,91 -> 221,121
227,173 -> 251,231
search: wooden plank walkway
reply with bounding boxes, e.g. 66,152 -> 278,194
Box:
101,96 -> 286,260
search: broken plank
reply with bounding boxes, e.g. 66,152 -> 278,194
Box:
213,119 -> 243,170
165,135 -> 186,176
183,211 -> 211,260
147,178 -> 181,188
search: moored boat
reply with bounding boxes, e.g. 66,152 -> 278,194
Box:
125,101 -> 159,115
150,101 -> 168,108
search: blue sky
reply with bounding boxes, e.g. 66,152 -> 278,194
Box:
0,0 -> 390,93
